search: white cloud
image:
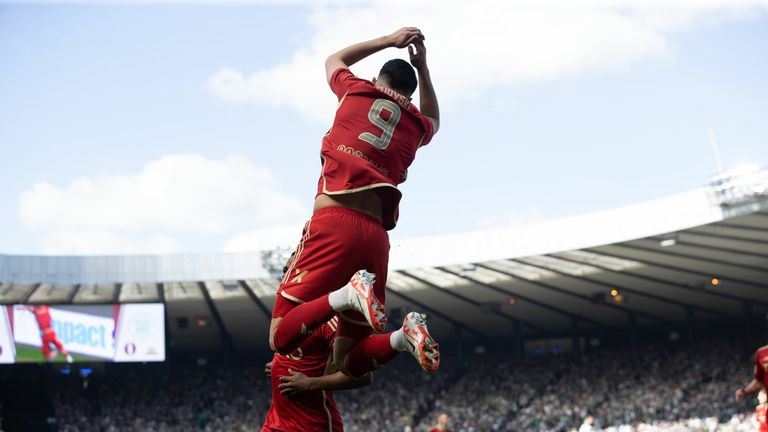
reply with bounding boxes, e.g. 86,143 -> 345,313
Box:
19,154 -> 308,254
222,223 -> 306,253
207,0 -> 768,122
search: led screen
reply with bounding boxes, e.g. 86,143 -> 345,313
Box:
0,303 -> 165,363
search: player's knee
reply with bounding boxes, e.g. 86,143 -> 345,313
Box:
268,328 -> 281,353
338,354 -> 366,379
269,319 -> 284,353
269,329 -> 293,355
269,334 -> 286,354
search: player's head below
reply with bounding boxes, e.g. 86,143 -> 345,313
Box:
437,413 -> 449,426
374,59 -> 417,97
760,390 -> 767,404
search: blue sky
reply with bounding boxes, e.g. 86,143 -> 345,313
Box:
1,1 -> 766,255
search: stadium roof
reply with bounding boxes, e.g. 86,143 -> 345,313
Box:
1,165 -> 767,350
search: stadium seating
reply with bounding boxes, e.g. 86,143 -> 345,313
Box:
1,338 -> 757,431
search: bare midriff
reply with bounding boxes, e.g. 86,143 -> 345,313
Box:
314,190 -> 384,225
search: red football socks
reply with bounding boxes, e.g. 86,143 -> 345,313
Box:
273,294 -> 335,354
345,333 -> 399,377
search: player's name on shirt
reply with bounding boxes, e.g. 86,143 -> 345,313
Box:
374,85 -> 411,109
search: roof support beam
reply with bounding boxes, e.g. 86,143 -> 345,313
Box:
593,246 -> 768,290
620,242 -> 768,274
478,262 -> 673,326
21,283 -> 40,304
113,283 -> 122,304
683,229 -> 768,246
654,238 -> 768,260
197,282 -> 235,351
438,267 -> 607,330
553,253 -> 768,308
526,256 -> 735,319
66,284 -> 80,304
238,280 -> 273,322
401,270 -> 551,337
714,222 -> 768,233
386,286 -> 486,338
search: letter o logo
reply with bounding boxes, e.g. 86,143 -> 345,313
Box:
124,343 -> 136,355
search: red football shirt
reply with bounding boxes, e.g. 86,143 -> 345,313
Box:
317,68 -> 435,230
32,306 -> 52,331
755,346 -> 768,392
757,404 -> 768,432
262,317 -> 343,432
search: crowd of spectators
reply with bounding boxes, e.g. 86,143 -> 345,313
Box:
51,363 -> 271,431
502,339 -> 752,431
5,338 -> 760,431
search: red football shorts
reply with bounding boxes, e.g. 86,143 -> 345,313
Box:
41,331 -> 64,357
273,206 -> 390,340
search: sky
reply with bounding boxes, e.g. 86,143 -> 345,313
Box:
0,0 -> 767,256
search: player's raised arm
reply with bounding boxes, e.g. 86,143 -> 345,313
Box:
278,369 -> 371,397
737,378 -> 763,401
325,27 -> 423,84
409,39 -> 439,134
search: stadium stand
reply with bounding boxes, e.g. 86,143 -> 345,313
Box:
0,337 -> 761,431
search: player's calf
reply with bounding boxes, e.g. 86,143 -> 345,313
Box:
342,311 -> 440,377
328,270 -> 386,332
272,270 -> 386,354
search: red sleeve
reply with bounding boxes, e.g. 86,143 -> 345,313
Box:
419,115 -> 436,147
329,68 -> 366,100
756,352 -> 764,381
406,104 -> 435,147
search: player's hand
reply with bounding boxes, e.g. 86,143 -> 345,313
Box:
265,361 -> 272,378
408,39 -> 427,71
279,369 -> 312,397
388,27 -> 424,49
736,388 -> 746,401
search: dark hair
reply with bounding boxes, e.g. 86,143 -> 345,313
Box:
379,59 -> 417,96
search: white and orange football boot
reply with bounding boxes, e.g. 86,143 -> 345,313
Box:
346,270 -> 387,332
402,312 -> 440,372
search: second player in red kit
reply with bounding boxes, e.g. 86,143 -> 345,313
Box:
28,305 -> 73,363
269,27 -> 441,377
262,317 -> 360,432
758,391 -> 768,432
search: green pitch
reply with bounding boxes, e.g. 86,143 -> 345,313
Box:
14,344 -> 104,363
